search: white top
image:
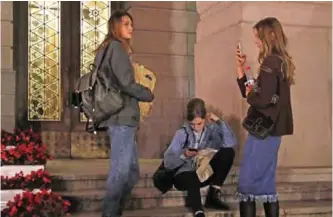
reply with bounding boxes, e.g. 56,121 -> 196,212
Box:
193,130 -> 205,149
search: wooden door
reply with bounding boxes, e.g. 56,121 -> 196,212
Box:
14,1 -> 125,158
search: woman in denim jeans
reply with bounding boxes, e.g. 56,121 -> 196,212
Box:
94,11 -> 154,217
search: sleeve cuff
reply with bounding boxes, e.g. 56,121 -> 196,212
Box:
180,154 -> 187,160
237,75 -> 247,83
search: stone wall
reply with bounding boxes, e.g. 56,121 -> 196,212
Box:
1,2 -> 15,132
129,1 -> 198,158
195,2 -> 332,167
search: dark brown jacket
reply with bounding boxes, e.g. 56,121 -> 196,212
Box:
237,54 -> 294,136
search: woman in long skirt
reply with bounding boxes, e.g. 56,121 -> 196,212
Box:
235,17 -> 295,217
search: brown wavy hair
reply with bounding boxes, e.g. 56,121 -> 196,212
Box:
186,98 -> 207,121
95,10 -> 133,54
254,17 -> 296,85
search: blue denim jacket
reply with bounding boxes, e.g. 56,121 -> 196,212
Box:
163,120 -> 237,176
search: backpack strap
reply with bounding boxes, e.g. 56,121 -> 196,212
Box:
181,126 -> 189,149
85,45 -> 111,134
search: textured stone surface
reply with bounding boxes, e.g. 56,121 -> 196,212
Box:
70,132 -> 110,158
59,183 -> 332,212
47,159 -> 332,182
125,1 -> 197,159
195,1 -> 332,167
1,2 -> 15,132
1,20 -> 13,47
72,201 -> 332,217
41,132 -> 71,158
47,160 -> 332,215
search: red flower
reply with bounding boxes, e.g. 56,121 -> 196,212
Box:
42,177 -> 51,184
26,205 -> 33,212
13,194 -> 21,202
2,169 -> 52,190
63,200 -> 71,207
9,206 -> 18,216
2,152 -> 8,160
9,149 -> 16,155
6,201 -> 13,207
2,190 -> 70,216
34,194 -> 41,204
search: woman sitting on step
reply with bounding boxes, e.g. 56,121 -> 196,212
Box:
163,98 -> 237,217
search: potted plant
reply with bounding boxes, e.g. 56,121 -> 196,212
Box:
1,169 -> 52,210
1,128 -> 42,149
1,144 -> 51,177
1,190 -> 70,217
1,128 -> 52,178
1,130 -> 16,149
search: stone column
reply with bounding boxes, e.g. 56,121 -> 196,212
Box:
128,1 -> 198,158
1,2 -> 15,132
195,2 -> 332,167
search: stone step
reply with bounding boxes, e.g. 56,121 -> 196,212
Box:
51,167 -> 332,191
47,160 -> 332,182
71,200 -> 332,217
51,173 -> 238,191
59,182 -> 331,213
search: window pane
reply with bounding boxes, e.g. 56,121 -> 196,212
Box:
80,1 -> 111,76
80,1 -> 111,121
28,1 -> 61,121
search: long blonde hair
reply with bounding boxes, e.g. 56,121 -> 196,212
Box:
254,17 -> 296,85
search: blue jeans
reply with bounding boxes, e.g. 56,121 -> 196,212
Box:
102,125 -> 139,217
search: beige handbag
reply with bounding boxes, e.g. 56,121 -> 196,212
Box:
133,62 -> 157,122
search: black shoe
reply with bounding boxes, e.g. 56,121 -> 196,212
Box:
204,186 -> 230,210
117,197 -> 127,216
194,211 -> 205,217
116,200 -> 124,216
263,201 -> 279,217
102,203 -> 124,217
116,207 -> 123,216
239,200 -> 256,217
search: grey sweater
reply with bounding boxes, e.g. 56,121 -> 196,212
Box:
98,40 -> 154,127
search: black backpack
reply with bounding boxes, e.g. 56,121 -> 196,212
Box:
71,45 -> 124,133
153,127 -> 189,194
